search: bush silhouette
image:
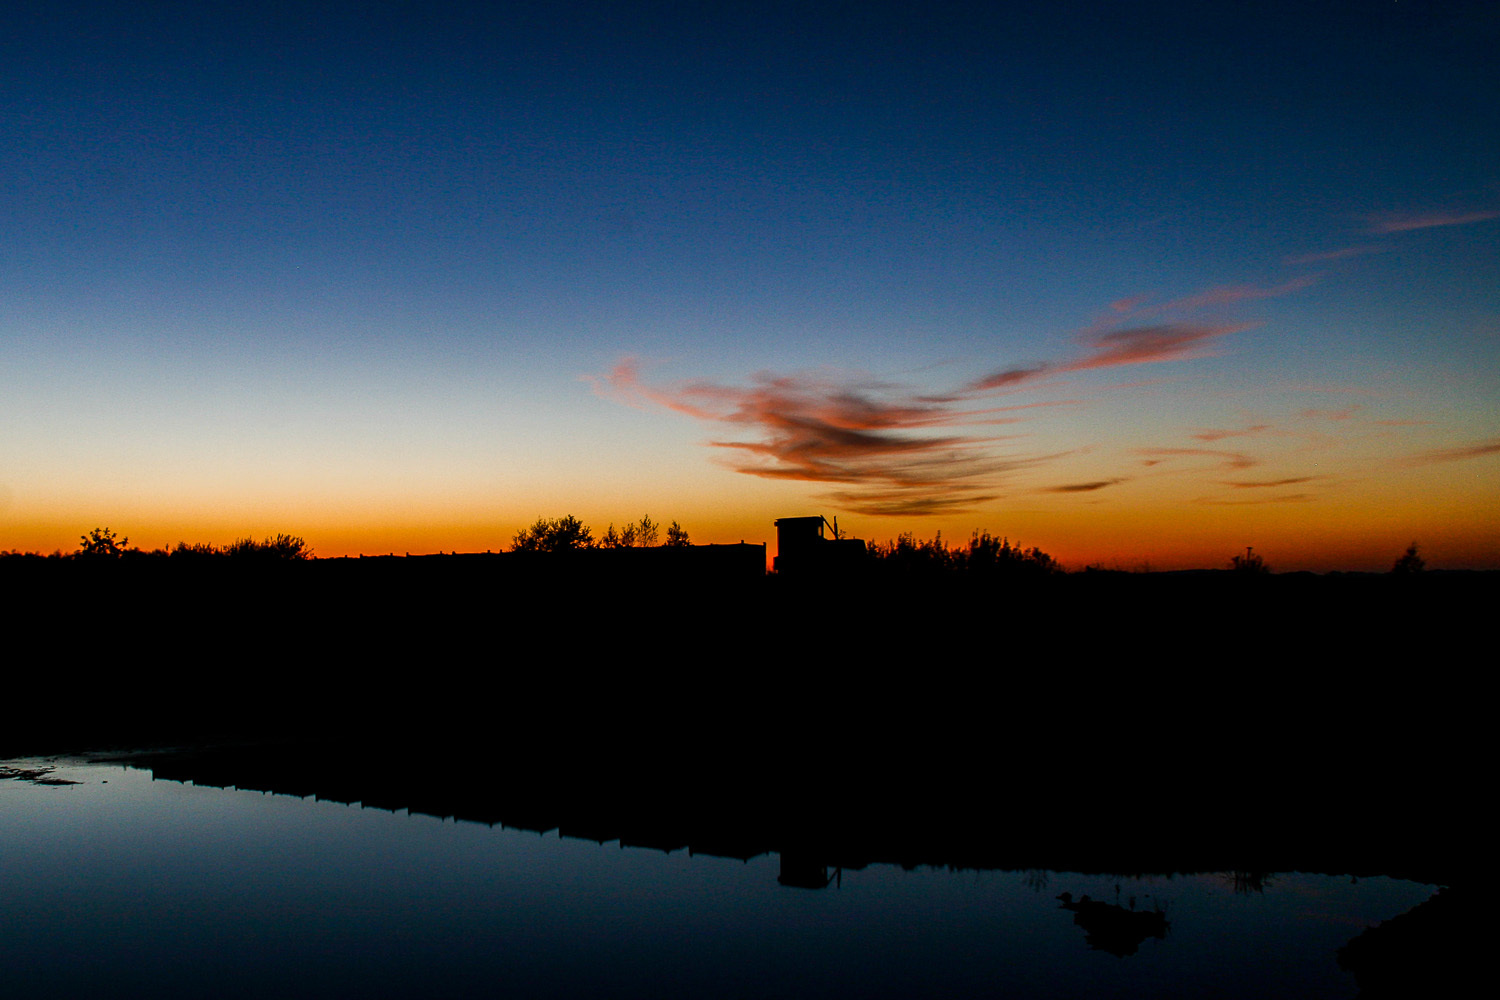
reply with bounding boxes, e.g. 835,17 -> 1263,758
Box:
170,541 -> 223,559
965,530 -> 1059,576
226,534 -> 312,560
868,529 -> 1058,577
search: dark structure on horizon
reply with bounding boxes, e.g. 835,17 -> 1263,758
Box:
772,515 -> 868,577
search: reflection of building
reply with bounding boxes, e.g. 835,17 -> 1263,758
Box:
773,516 -> 867,577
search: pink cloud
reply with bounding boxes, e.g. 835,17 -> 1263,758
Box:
1080,279 -> 1311,344
1300,406 -> 1361,421
1367,209 -> 1500,234
965,363 -> 1054,393
966,322 -> 1254,393
1283,245 -> 1386,265
966,275 -> 1311,395
1402,438 -> 1500,465
1192,424 -> 1272,442
1158,278 -> 1315,314
1069,323 -> 1253,371
1290,383 -> 1385,396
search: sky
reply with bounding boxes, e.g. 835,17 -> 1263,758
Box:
3,0 -> 1497,570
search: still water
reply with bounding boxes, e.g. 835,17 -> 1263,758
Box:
2,759 -> 1434,999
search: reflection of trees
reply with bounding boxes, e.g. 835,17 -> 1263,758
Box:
1226,871 -> 1275,894
1023,869 -> 1051,892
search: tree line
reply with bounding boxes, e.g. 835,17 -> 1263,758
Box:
0,527 -> 313,561
865,529 -> 1061,578
511,514 -> 689,553
0,522 -> 1433,575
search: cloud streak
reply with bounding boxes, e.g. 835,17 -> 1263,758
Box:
596,360 -> 1052,515
1220,476 -> 1317,488
967,322 -> 1255,393
595,278 -> 1294,515
1137,447 -> 1258,470
1401,438 -> 1500,465
1044,479 -> 1126,493
1192,424 -> 1271,442
1284,245 -> 1386,265
1367,209 -> 1500,234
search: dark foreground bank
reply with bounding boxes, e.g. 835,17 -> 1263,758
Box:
7,558 -> 1489,885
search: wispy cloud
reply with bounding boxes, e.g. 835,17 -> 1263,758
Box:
1367,209 -> 1500,234
1300,405 -> 1361,421
594,359 -> 1064,515
1083,279 -> 1313,332
1191,424 -> 1271,442
1075,323 -> 1254,369
1137,447 -> 1258,470
1155,278 -> 1315,314
1291,383 -> 1385,397
972,277 -> 1316,394
1402,437 -> 1500,465
966,322 -> 1255,392
1284,245 -> 1386,265
1197,493 -> 1315,505
822,488 -> 1004,517
596,277 -> 1300,515
1220,476 -> 1317,488
1043,479 -> 1126,493
1110,294 -> 1151,313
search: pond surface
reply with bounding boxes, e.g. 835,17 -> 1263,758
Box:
2,758 -> 1435,999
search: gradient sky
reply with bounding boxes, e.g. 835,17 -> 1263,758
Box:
4,1 -> 1497,569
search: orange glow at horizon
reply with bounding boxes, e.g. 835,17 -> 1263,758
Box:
6,487 -> 1496,573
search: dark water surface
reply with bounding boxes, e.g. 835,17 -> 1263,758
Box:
1,758 -> 1437,998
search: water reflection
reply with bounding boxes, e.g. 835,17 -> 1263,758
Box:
2,754 -> 1450,999
1056,890 -> 1169,957
75,738 -> 1461,889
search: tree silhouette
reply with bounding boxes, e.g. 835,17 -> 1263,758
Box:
512,515 -> 594,553
665,521 -> 691,547
636,514 -> 659,548
78,527 -> 128,558
599,515 -> 662,548
1229,546 -> 1269,574
1391,542 -> 1425,574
